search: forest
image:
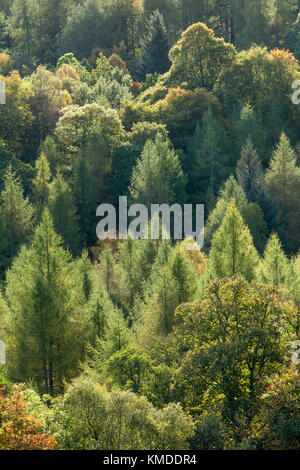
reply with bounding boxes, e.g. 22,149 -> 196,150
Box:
0,0 -> 299,451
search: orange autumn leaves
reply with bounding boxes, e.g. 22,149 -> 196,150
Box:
0,386 -> 56,450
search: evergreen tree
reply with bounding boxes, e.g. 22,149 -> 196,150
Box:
208,199 -> 259,281
75,249 -> 93,302
48,172 -> 81,255
9,0 -> 35,67
33,152 -> 51,220
101,307 -> 131,358
265,133 -> 300,252
205,176 -> 267,253
139,9 -> 170,79
232,104 -> 267,161
98,247 -> 117,296
137,242 -> 196,337
84,288 -> 120,346
286,12 -> 300,60
236,138 -> 264,204
5,210 -> 85,394
187,109 -> 227,208
117,237 -> 144,311
73,155 -> 97,247
169,246 -> 197,305
130,135 -> 187,208
0,166 -> 34,275
258,233 -> 289,286
39,136 -> 59,175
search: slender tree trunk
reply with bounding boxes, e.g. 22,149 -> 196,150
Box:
49,341 -> 54,395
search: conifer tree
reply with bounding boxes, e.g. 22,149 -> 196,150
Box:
169,246 -> 197,305
101,307 -> 131,358
40,136 -> 59,175
265,133 -> 300,252
139,9 -> 170,79
236,138 -> 264,204
98,247 -> 117,296
0,166 -> 34,275
187,109 -> 226,208
33,152 -> 51,220
236,138 -> 278,237
232,104 -> 267,160
117,237 -> 143,311
130,135 -> 187,208
205,176 -> 267,253
5,210 -> 85,394
48,172 -> 81,255
138,242 -> 197,337
143,264 -> 177,336
208,199 -> 259,281
73,155 -> 96,247
85,289 -> 121,346
75,249 -> 93,302
258,233 -> 289,286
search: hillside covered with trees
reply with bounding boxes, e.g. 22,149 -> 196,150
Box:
0,0 -> 299,451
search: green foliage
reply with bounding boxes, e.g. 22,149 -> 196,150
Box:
48,172 -> 81,255
191,414 -> 225,450
51,376 -> 194,450
130,135 -> 187,207
205,176 -> 267,253
33,152 -> 51,220
174,276 -> 293,430
265,133 -> 300,252
249,367 -> 300,449
186,108 -> 228,207
137,243 -> 197,337
1,1 -> 300,451
236,138 -> 264,204
208,200 -> 259,281
0,166 -> 34,275
5,210 -> 86,394
139,9 -> 170,79
167,22 -> 236,90
258,233 -> 290,286
231,105 -> 267,161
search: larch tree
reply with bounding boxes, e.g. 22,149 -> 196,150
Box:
33,152 -> 51,220
208,199 -> 259,281
5,210 -> 85,394
258,233 -> 290,286
139,9 -> 170,79
265,132 -> 300,252
130,135 -> 187,208
187,108 -> 227,208
236,138 -> 264,204
48,171 -> 81,255
0,166 -> 34,275
204,176 -> 267,254
232,104 -> 267,161
138,242 -> 196,337
73,155 -> 97,247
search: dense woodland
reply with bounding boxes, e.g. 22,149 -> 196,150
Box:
0,0 -> 299,451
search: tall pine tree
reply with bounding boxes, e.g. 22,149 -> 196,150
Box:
139,9 -> 170,79
6,210 -> 86,394
0,166 -> 34,275
48,172 -> 81,255
208,199 -> 259,281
